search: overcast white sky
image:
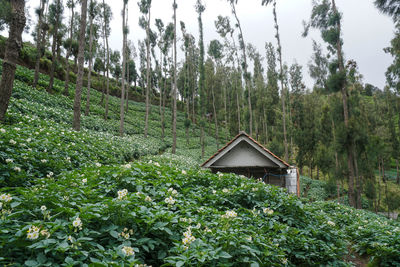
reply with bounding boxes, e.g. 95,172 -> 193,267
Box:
19,0 -> 396,89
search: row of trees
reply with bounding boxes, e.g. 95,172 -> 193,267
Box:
0,0 -> 399,210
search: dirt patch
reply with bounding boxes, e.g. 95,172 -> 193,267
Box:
345,247 -> 370,267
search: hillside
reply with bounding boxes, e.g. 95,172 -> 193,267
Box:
0,61 -> 400,266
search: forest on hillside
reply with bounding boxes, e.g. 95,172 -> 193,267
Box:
0,0 -> 400,214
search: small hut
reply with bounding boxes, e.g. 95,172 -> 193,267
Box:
201,131 -> 299,196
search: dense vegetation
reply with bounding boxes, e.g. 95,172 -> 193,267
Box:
0,57 -> 399,266
0,0 -> 400,265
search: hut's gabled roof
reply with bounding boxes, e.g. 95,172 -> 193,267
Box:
201,131 -> 290,169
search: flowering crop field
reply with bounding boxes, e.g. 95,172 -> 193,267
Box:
1,160 -> 399,266
0,61 -> 399,266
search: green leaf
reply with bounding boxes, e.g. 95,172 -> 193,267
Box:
11,201 -> 21,208
219,251 -> 232,259
109,230 -> 119,238
24,260 -> 38,267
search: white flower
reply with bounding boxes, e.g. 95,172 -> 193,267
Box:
0,128 -> 5,133
263,208 -> 274,215
27,225 -> 40,240
117,189 -> 128,200
222,210 -> 237,219
5,159 -> 13,163
122,246 -> 135,257
246,236 -> 252,241
222,188 -> 229,193
165,196 -> 176,205
9,139 -> 16,145
13,167 -> 21,172
95,162 -> 102,167
0,194 -> 12,202
72,217 -> 82,229
252,187 -> 258,192
282,258 -> 288,265
14,127 -> 21,131
40,205 -> 47,211
327,220 -> 336,227
122,163 -> 131,169
47,172 -> 54,178
82,178 -> 87,184
212,190 -> 216,194
41,159 -> 48,163
26,138 -> 31,142
168,188 -> 178,195
145,195 -> 152,202
181,170 -> 187,175
182,228 -> 196,246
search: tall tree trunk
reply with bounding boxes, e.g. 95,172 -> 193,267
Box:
64,2 -> 75,96
48,0 -> 60,93
33,0 -> 46,88
0,0 -> 26,122
201,126 -> 205,158
396,159 -> 399,184
230,2 -> 252,136
354,146 -> 361,209
161,75 -> 166,141
119,0 -> 127,136
102,0 -> 110,120
172,0 -> 177,154
331,0 -> 356,208
272,1 -> 288,163
211,84 -> 219,148
85,1 -> 94,116
144,7 -> 151,138
72,0 -> 88,131
125,4 -> 129,113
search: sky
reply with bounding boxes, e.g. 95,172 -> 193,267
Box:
17,0 -> 397,89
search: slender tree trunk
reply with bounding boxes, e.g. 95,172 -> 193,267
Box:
186,126 -> 189,145
231,2 -> 252,136
125,4 -> 129,113
211,83 -> 219,148
0,0 -> 26,122
64,3 -> 74,96
119,1 -> 127,136
377,162 -> 381,212
102,0 -> 110,120
48,0 -> 60,93
158,54 -> 163,122
354,147 -> 361,209
161,74 -> 166,141
85,2 -> 94,116
201,126 -> 205,158
72,0 -> 88,131
396,159 -> 399,184
172,0 -> 177,154
33,0 -> 46,88
236,88 -> 241,132
144,7 -> 151,138
272,1 -> 288,163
